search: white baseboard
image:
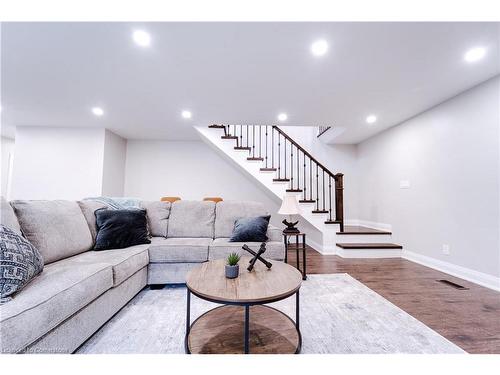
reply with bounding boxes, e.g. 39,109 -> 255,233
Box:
403,250 -> 500,292
345,219 -> 392,232
307,237 -> 336,255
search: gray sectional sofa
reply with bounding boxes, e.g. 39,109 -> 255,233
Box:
0,198 -> 284,354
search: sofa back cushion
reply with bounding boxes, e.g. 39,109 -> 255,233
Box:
78,200 -> 108,243
215,201 -> 270,238
1,197 -> 22,236
140,201 -> 171,237
167,200 -> 215,238
11,200 -> 93,264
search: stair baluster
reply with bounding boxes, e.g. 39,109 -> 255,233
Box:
303,152 -> 306,201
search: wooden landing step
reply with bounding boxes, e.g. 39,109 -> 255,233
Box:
337,225 -> 392,235
336,243 -> 402,249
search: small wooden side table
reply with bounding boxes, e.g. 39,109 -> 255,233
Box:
283,232 -> 307,280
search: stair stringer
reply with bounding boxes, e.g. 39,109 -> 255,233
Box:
195,126 -> 339,254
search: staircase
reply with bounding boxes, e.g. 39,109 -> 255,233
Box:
196,124 -> 402,257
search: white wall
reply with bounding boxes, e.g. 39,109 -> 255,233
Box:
11,127 -> 105,200
124,140 -> 288,227
357,76 -> 500,278
102,129 -> 126,197
1,136 -> 15,198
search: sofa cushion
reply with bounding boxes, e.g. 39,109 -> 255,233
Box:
214,201 -> 269,238
1,225 -> 44,303
78,200 -> 108,242
167,200 -> 216,238
57,244 -> 149,287
0,261 -> 112,353
1,197 -> 22,236
11,200 -> 93,264
94,209 -> 151,250
209,238 -> 285,261
148,237 -> 209,263
140,201 -> 171,237
267,224 -> 283,242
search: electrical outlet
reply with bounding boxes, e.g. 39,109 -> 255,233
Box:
400,180 -> 410,189
442,244 -> 450,255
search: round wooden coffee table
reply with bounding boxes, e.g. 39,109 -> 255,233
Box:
185,256 -> 303,354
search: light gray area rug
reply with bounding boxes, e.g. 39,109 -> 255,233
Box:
77,274 -> 465,354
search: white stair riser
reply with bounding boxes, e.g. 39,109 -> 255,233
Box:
334,234 -> 393,243
336,248 -> 402,258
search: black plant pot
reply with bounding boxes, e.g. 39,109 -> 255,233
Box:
225,264 -> 239,279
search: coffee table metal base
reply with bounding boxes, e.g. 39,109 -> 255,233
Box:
185,289 -> 301,354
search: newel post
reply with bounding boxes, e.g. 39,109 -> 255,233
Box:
334,173 -> 344,232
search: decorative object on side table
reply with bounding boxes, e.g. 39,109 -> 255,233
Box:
242,243 -> 272,272
225,252 -> 241,279
278,193 -> 301,234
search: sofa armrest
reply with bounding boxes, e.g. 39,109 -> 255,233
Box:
267,224 -> 283,242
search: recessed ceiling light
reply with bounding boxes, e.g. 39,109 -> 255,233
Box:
464,47 -> 486,63
311,40 -> 328,57
91,107 -> 104,117
366,115 -> 377,124
132,30 -> 151,47
277,113 -> 288,122
181,110 -> 192,119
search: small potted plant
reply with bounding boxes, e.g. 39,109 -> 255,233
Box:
225,252 -> 241,279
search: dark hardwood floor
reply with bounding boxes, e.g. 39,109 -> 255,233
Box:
286,245 -> 500,354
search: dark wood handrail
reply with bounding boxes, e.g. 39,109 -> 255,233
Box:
317,126 -> 331,137
273,126 -> 341,180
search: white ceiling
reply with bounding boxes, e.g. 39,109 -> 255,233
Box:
2,22 -> 499,143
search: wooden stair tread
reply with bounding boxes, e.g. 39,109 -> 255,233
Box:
260,168 -> 277,171
221,135 -> 238,139
235,146 -> 251,151
286,189 -> 303,192
336,243 -> 402,249
247,157 -> 264,161
337,225 -> 392,235
299,199 -> 315,203
273,178 -> 290,182
208,124 -> 225,129
312,210 -> 328,214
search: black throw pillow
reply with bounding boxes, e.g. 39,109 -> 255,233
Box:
94,209 -> 151,250
229,215 -> 270,242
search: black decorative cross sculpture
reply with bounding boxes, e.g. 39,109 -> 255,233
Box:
242,243 -> 273,272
